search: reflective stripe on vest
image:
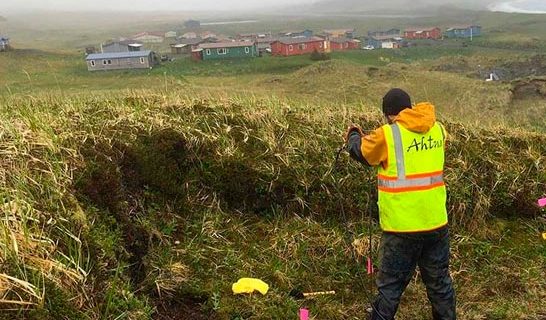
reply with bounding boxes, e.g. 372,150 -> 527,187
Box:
378,123 -> 444,192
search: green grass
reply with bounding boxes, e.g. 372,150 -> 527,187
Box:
1,10 -> 546,319
0,92 -> 544,319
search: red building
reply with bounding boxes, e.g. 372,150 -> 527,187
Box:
271,37 -> 328,56
404,27 -> 442,40
329,37 -> 360,51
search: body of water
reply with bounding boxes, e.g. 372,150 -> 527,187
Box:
490,0 -> 546,14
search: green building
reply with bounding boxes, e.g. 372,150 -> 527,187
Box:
195,41 -> 258,60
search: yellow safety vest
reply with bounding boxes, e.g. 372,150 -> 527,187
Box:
377,122 -> 448,232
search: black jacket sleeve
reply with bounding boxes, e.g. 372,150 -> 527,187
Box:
347,130 -> 371,166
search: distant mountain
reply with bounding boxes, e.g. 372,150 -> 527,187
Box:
295,0 -> 495,14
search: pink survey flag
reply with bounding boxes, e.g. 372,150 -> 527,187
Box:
538,198 -> 546,207
299,308 -> 309,320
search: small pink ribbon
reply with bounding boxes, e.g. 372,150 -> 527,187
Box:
367,257 -> 374,275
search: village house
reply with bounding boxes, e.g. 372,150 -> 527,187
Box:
279,29 -> 314,38
237,32 -> 272,40
444,25 -> 482,38
101,40 -> 143,53
368,29 -> 401,38
236,33 -> 275,53
169,37 -> 216,54
329,37 -> 360,51
181,32 -> 198,39
366,35 -> 402,49
86,50 -> 156,71
0,36 -> 10,51
165,31 -> 178,39
201,31 -> 217,39
256,37 -> 276,53
324,29 -> 356,39
271,37 -> 328,57
192,41 -> 258,61
132,32 -> 164,43
404,27 -> 442,40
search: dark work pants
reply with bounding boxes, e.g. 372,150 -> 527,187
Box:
371,226 -> 456,320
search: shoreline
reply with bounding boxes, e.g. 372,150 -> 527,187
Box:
489,0 -> 546,14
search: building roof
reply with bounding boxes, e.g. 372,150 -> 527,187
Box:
273,36 -> 324,45
256,37 -> 277,44
281,29 -> 312,35
198,41 -> 255,49
172,37 -> 204,46
86,50 -> 152,60
369,29 -> 401,34
133,32 -> 164,38
201,31 -> 217,37
329,37 -> 357,44
324,28 -> 355,34
405,27 -> 440,32
103,40 -> 143,47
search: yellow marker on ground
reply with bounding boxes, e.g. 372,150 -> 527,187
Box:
232,278 -> 269,295
542,233 -> 546,241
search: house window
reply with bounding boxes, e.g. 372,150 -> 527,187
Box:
91,60 -> 96,67
289,45 -> 293,51
140,57 -> 145,64
245,47 -> 250,53
107,60 -> 112,65
319,42 -> 323,48
102,60 -> 107,65
217,48 -> 227,55
206,49 -> 211,55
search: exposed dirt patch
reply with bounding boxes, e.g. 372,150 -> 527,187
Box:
201,159 -> 296,214
510,78 -> 546,100
75,129 -> 195,286
153,294 -> 214,320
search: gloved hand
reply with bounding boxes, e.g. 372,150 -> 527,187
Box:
344,125 -> 364,143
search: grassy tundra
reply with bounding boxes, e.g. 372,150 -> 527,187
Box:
0,90 -> 545,319
0,9 -> 546,320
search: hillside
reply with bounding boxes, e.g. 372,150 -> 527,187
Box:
0,91 -> 545,319
292,0 -> 495,14
1,9 -> 546,319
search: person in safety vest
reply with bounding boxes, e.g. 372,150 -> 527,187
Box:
345,88 -> 456,320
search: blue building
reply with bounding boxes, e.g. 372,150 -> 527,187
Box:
366,36 -> 401,49
280,29 -> 314,38
444,25 -> 482,39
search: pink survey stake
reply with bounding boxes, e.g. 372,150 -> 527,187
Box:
539,198 -> 546,207
299,308 -> 309,320
367,257 -> 374,275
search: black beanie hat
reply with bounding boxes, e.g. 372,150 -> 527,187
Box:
382,88 -> 412,116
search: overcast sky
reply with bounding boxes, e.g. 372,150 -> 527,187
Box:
3,0 -> 319,11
